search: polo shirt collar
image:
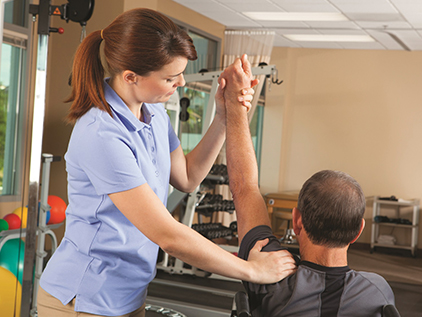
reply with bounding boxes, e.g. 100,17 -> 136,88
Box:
103,78 -> 155,132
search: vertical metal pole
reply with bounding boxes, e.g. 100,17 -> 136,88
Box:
201,76 -> 218,136
21,30 -> 49,317
31,154 -> 53,314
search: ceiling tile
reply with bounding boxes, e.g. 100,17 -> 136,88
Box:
224,2 -> 280,12
317,29 -> 368,35
174,1 -> 226,13
329,0 -> 399,14
338,41 -> 386,50
273,34 -> 301,47
272,0 -> 330,5
172,0 -> 211,3
206,12 -> 262,27
217,0 -> 275,3
355,21 -> 411,29
393,30 -> 422,49
305,20 -> 360,29
366,30 -> 405,50
257,21 -> 310,28
170,0 -> 422,50
276,28 -> 320,35
396,12 -> 422,28
274,3 -> 339,12
291,41 -> 344,49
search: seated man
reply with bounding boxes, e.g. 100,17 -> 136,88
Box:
221,55 -> 395,317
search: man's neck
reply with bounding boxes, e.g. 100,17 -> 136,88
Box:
299,240 -> 349,267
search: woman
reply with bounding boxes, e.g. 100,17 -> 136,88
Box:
37,8 -> 295,317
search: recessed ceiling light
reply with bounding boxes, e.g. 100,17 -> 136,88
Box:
242,12 -> 348,21
284,34 -> 374,42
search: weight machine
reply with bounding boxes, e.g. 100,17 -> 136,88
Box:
159,64 -> 282,278
19,1 -> 94,316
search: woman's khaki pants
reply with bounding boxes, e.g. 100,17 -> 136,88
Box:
37,286 -> 145,317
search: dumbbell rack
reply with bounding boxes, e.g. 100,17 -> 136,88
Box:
157,167 -> 238,279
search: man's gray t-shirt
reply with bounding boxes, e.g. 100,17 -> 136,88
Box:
239,225 -> 395,316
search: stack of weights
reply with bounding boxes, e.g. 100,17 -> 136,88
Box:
203,164 -> 229,186
192,221 -> 237,240
195,193 -> 235,218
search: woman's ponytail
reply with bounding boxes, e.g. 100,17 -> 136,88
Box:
66,30 -> 110,123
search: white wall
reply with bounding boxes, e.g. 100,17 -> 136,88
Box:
261,47 -> 422,246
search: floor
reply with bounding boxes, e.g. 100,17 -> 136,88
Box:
348,246 -> 422,317
147,246 -> 422,316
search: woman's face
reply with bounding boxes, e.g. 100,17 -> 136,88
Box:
137,56 -> 188,104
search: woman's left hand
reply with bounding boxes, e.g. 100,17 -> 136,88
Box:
215,77 -> 226,118
247,238 -> 297,284
237,87 -> 256,113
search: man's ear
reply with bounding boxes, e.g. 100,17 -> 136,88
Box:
292,207 -> 302,236
122,70 -> 137,84
350,219 -> 365,244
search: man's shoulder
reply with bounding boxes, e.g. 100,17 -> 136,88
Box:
347,270 -> 390,284
344,269 -> 394,300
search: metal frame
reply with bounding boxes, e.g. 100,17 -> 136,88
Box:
21,1 -> 94,315
22,6 -> 51,315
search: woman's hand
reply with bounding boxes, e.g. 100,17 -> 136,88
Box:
215,76 -> 226,118
237,87 -> 256,113
246,239 -> 297,284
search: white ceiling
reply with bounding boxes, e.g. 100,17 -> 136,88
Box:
172,0 -> 422,50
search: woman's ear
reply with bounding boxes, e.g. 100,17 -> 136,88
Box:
122,70 -> 137,84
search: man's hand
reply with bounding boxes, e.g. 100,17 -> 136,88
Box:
219,54 -> 259,112
247,239 -> 297,284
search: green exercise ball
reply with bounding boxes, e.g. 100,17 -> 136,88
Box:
0,238 -> 25,284
0,218 -> 9,233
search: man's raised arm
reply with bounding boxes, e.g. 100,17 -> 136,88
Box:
222,55 -> 272,243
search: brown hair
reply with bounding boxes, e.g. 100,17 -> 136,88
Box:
297,170 -> 365,248
66,8 -> 197,122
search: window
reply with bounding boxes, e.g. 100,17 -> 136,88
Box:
167,17 -> 265,178
250,104 -> 264,178
169,19 -> 221,153
185,30 -> 219,74
178,86 -> 210,154
0,0 -> 30,198
4,0 -> 28,27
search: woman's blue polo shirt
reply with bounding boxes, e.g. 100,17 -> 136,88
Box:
40,79 -> 180,315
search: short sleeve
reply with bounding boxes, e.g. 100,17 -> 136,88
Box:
239,225 -> 286,260
238,225 -> 293,308
74,122 -> 146,196
167,115 -> 180,153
